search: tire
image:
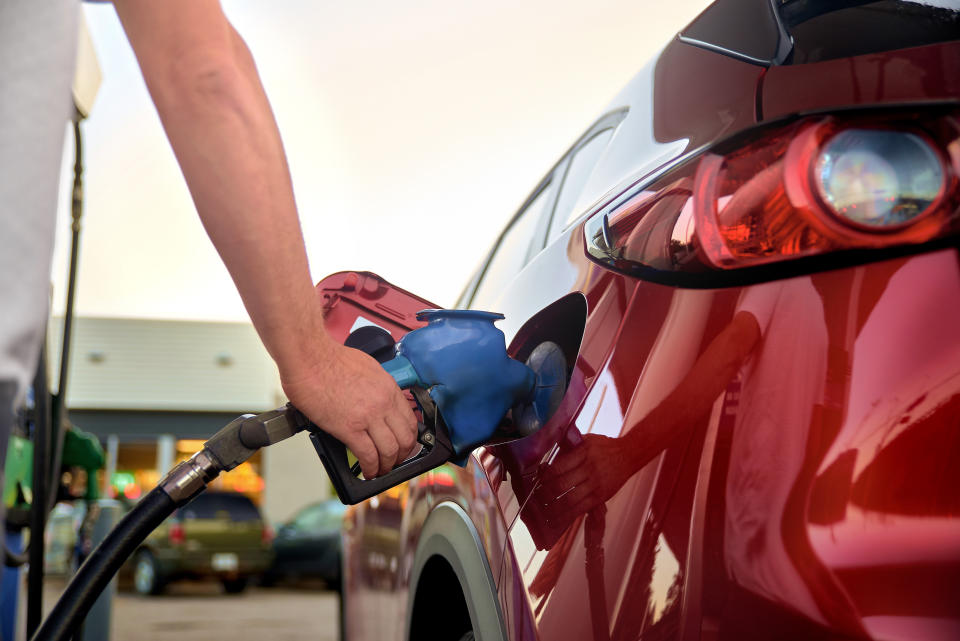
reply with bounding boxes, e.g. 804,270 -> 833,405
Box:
133,549 -> 165,596
327,564 -> 342,593
258,571 -> 278,588
222,577 -> 249,594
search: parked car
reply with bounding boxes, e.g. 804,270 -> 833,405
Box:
121,491 -> 273,595
321,2 -> 960,640
262,499 -> 347,589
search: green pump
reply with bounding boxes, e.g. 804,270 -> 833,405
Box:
3,425 -> 104,517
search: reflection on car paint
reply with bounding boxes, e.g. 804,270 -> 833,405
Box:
331,23 -> 960,641
493,250 -> 960,641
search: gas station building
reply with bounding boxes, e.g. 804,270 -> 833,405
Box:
48,316 -> 331,525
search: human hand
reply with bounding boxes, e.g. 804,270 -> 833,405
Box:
280,341 -> 418,479
535,433 -> 639,518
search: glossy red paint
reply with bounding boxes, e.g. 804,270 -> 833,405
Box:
333,254 -> 960,640
318,271 -> 514,641
652,38 -> 763,150
330,28 -> 960,641
762,41 -> 960,122
316,271 -> 433,344
494,250 -> 960,641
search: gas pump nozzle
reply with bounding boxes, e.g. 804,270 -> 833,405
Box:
310,309 -> 566,505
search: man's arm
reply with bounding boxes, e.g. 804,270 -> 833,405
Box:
112,0 -> 417,478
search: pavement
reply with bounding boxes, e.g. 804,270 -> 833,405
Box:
28,579 -> 340,641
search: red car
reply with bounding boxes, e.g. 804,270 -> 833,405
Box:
321,2 -> 960,640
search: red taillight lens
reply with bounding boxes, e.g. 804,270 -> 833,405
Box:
169,522 -> 185,546
262,524 -> 274,545
585,112 -> 960,282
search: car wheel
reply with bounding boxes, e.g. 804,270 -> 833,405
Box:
258,571 -> 277,588
327,567 -> 342,593
133,550 -> 164,596
222,577 -> 248,594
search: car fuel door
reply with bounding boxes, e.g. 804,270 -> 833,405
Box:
316,271 -> 437,347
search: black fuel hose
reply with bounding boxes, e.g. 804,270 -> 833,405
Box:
29,405 -> 309,641
30,486 -> 175,641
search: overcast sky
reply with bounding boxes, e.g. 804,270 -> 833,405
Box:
50,0 -> 711,322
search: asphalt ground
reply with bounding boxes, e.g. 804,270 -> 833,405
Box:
24,579 -> 340,641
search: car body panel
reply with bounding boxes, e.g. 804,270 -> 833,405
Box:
339,464 -> 509,641
495,249 -> 960,641
319,272 -> 516,641
335,8 -> 960,638
317,271 -> 434,345
762,41 -> 960,122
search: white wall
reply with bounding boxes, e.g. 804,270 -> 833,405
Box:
261,430 -> 331,525
48,316 -> 329,520
48,316 -> 279,411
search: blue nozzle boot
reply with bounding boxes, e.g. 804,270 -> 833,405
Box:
382,310 -> 535,460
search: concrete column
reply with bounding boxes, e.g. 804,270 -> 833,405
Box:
80,500 -> 122,641
156,434 -> 175,476
103,434 -> 118,497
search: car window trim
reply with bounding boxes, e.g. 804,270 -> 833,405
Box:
539,108 -> 629,251
462,172 -> 560,309
462,108 -> 627,309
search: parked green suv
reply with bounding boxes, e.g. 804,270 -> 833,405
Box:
123,491 -> 273,595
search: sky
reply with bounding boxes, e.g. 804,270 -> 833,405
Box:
51,0 -> 712,322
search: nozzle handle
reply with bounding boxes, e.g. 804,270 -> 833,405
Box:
317,326 -> 449,504
309,420 -> 453,505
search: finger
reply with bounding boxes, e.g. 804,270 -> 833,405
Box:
542,464 -> 591,497
384,414 -> 415,462
350,431 -> 379,481
368,420 -> 401,476
568,487 -> 605,517
558,483 -> 600,515
388,394 -> 418,459
545,446 -> 588,477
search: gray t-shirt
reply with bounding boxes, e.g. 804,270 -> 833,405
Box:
0,0 -> 79,421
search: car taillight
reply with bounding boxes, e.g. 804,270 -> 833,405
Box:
169,522 -> 185,546
262,524 -> 274,545
585,111 -> 960,284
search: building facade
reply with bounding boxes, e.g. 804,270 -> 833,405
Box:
49,316 -> 330,525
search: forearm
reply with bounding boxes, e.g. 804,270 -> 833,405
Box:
623,310 -> 761,464
161,44 -> 331,374
114,0 -> 330,375
114,0 -> 418,476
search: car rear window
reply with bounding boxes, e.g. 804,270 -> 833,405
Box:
783,0 -> 960,65
179,493 -> 261,522
681,0 -> 960,66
